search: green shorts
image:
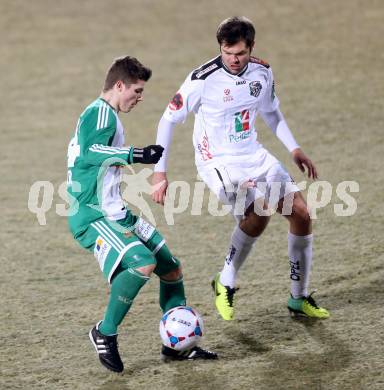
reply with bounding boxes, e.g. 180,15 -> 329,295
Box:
75,213 -> 180,284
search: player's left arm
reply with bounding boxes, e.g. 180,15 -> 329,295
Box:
260,108 -> 318,179
259,67 -> 318,179
291,147 -> 318,180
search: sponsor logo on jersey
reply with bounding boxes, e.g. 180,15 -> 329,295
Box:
198,133 -> 213,161
94,236 -> 111,270
195,63 -> 218,79
169,93 -> 183,110
229,110 -> 251,143
236,80 -> 246,85
249,81 -> 262,97
235,110 -> 250,132
229,132 -> 252,143
223,88 -> 234,102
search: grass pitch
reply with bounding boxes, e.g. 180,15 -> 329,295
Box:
1,1 -> 383,389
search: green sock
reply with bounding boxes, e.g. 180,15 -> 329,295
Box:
99,269 -> 149,335
159,277 -> 186,313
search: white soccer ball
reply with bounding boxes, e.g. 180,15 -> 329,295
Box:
159,306 -> 204,351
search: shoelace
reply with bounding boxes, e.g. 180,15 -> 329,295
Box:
306,292 -> 320,309
195,346 -> 216,356
225,287 -> 239,307
187,346 -> 216,358
103,336 -> 118,353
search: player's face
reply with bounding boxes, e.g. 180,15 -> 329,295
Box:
117,80 -> 146,113
220,40 -> 254,75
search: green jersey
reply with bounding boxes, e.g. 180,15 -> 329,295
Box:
67,98 -> 134,238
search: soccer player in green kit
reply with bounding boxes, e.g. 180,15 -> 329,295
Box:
67,56 -> 217,373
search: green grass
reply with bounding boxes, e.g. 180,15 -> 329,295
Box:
1,1 -> 383,389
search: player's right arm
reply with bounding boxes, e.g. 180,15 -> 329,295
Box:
152,72 -> 203,205
151,117 -> 174,205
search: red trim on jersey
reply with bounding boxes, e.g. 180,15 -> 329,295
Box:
250,56 -> 270,68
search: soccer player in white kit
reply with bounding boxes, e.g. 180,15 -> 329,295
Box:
152,17 -> 329,320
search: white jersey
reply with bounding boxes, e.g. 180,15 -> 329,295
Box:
162,56 -> 280,168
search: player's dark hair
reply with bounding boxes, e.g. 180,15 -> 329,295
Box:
103,56 -> 152,91
216,16 -> 255,48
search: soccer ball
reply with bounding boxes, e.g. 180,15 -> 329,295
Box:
159,306 -> 204,351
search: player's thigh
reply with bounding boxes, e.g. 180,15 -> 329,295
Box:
79,218 -> 156,284
113,211 -> 181,277
261,162 -> 299,210
278,190 -> 310,222
126,216 -> 181,277
197,165 -> 236,205
198,164 -> 262,223
229,161 -> 295,219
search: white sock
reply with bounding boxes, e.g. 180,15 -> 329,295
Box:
219,226 -> 257,288
288,232 -> 313,298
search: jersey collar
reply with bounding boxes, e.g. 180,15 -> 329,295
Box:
220,57 -> 249,78
99,97 -> 117,112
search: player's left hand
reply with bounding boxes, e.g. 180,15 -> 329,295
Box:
132,145 -> 164,164
291,148 -> 318,179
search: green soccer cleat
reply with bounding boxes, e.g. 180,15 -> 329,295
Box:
211,273 -> 238,321
287,292 -> 330,319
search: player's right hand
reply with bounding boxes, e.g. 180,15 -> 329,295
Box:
132,145 -> 164,164
151,171 -> 168,205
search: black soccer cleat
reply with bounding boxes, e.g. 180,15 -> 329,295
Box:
160,345 -> 218,362
89,321 -> 124,373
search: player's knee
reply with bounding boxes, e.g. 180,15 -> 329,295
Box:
136,263 -> 157,277
241,208 -> 270,237
123,251 -> 157,277
160,266 -> 183,282
292,202 -> 311,227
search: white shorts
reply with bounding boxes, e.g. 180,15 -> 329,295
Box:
197,150 -> 299,219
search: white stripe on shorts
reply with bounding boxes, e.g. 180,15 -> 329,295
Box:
91,223 -> 121,253
92,221 -> 124,252
98,221 -> 126,248
96,221 -> 126,251
90,225 -> 115,253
